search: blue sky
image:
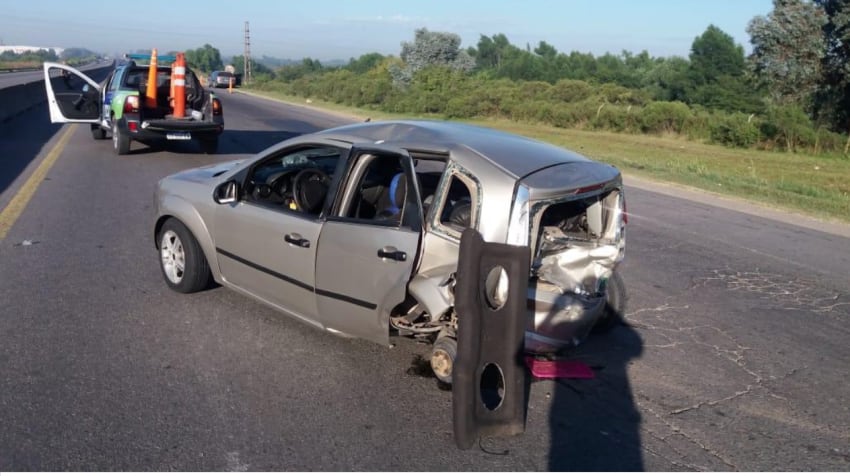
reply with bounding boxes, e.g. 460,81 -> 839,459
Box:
0,0 -> 774,60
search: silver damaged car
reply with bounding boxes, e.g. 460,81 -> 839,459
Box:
154,121 -> 627,383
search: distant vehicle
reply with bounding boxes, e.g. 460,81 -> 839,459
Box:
43,59 -> 224,155
153,120 -> 627,384
207,70 -> 236,89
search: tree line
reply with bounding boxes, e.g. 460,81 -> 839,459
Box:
243,0 -> 850,155
0,47 -> 99,66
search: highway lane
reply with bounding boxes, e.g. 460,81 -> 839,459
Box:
0,90 -> 848,470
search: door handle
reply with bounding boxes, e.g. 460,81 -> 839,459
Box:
377,246 -> 407,262
284,233 -> 310,248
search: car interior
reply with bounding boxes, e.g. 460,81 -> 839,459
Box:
344,155 -> 410,223
243,148 -> 473,230
439,176 -> 473,230
245,147 -> 341,215
49,67 -> 101,120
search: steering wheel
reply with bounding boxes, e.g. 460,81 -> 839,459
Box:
291,168 -> 330,213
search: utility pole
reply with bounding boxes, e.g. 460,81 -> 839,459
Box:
243,21 -> 251,85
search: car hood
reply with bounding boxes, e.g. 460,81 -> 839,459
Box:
167,159 -> 244,184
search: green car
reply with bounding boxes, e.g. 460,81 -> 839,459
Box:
44,58 -> 224,155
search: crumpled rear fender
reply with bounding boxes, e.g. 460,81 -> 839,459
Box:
409,264 -> 457,320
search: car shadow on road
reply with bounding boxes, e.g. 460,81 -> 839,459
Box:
216,129 -> 304,155
546,322 -> 644,471
0,107 -> 62,200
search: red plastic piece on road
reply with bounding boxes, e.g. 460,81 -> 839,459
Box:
525,357 -> 595,379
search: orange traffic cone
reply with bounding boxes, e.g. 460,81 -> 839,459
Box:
172,53 -> 186,118
169,60 -> 176,110
145,48 -> 158,108
228,76 -> 233,94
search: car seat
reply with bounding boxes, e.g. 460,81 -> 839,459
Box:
378,172 -> 407,222
447,198 -> 472,228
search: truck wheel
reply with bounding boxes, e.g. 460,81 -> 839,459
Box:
593,269 -> 627,333
430,335 -> 458,385
200,137 -> 219,154
112,122 -> 130,155
157,218 -> 211,294
91,124 -> 106,140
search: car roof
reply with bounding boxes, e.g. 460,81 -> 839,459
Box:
315,120 -> 591,179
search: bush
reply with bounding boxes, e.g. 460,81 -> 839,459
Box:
550,79 -> 593,103
550,101 -> 597,128
517,81 -> 552,100
640,101 -> 692,134
762,105 -> 816,152
709,113 -> 760,148
598,83 -> 649,105
591,105 -> 640,132
814,127 -> 845,154
253,62 -> 850,157
445,95 -> 484,118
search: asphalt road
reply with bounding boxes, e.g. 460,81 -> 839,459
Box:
0,90 -> 848,471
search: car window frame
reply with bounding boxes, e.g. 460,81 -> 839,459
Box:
329,150 -> 423,231
106,71 -> 120,93
238,142 -> 350,221
428,161 -> 482,242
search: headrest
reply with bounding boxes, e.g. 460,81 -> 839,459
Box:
389,172 -> 407,211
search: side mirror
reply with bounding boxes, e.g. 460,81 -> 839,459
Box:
214,181 -> 239,204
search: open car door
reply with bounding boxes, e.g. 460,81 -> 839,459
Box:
42,62 -> 102,124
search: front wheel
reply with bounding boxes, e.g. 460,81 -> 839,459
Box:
430,335 -> 458,385
158,218 -> 212,294
112,121 -> 130,155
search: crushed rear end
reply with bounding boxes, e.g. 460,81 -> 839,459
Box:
511,161 -> 626,354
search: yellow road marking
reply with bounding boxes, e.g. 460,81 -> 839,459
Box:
0,124 -> 77,242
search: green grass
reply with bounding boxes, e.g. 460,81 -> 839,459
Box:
243,88 -> 850,223
0,60 -> 40,70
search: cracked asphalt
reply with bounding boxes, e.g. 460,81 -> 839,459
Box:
0,90 -> 848,470
612,185 -> 850,470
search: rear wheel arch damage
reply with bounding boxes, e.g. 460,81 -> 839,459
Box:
591,268 -> 627,333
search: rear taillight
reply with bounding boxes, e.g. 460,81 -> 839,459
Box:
212,98 -> 222,116
123,95 -> 139,114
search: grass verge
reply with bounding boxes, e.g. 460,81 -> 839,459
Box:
243,88 -> 850,224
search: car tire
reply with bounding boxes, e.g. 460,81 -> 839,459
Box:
592,269 -> 627,333
91,124 -> 107,140
430,335 -> 458,385
199,137 -> 219,154
157,218 -> 212,294
112,121 -> 130,155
